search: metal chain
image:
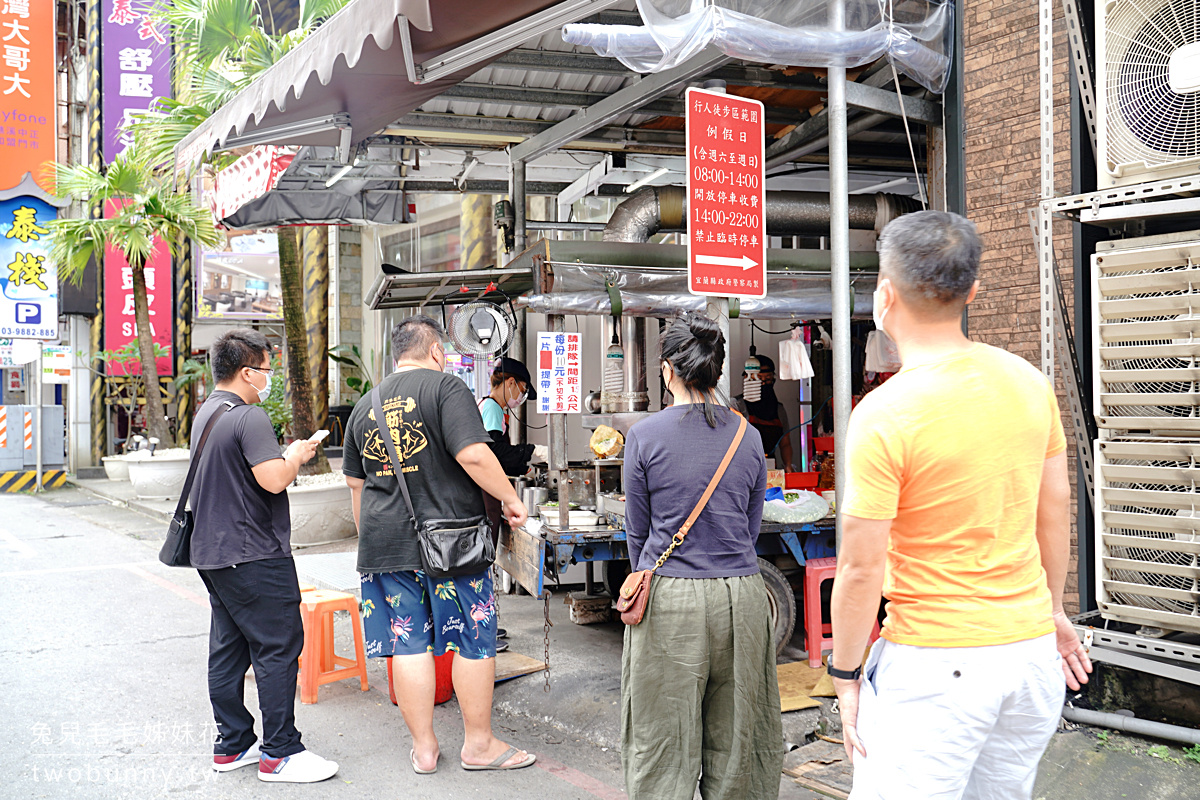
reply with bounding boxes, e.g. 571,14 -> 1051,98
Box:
542,590 -> 553,693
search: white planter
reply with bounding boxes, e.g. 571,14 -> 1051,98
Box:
102,456 -> 130,482
289,480 -> 357,547
127,452 -> 191,500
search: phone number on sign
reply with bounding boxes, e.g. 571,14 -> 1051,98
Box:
0,327 -> 54,338
691,167 -> 760,188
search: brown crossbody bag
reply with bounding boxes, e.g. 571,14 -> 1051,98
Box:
616,413 -> 747,625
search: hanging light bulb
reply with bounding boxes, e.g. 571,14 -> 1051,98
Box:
743,336 -> 761,402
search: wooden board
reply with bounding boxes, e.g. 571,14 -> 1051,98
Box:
783,740 -> 851,800
497,524 -> 545,597
776,660 -> 828,711
494,651 -> 546,683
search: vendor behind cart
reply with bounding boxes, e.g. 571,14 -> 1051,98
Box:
477,357 -> 545,476
733,354 -> 795,471
478,358 -> 546,648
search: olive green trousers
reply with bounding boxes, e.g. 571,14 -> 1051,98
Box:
621,574 -> 784,800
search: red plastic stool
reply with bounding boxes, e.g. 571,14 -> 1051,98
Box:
803,556 -> 880,668
387,652 -> 455,706
298,590 -> 369,704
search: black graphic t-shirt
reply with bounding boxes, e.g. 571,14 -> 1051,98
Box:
343,368 -> 492,573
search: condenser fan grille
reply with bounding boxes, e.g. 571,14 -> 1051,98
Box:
1097,439 -> 1200,632
1104,0 -> 1200,176
1096,259 -> 1200,428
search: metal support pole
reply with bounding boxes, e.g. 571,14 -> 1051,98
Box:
548,314 -> 569,530
829,2 -> 851,550
1038,0 -> 1056,381
35,340 -> 43,492
513,159 -> 528,254
700,80 -> 733,406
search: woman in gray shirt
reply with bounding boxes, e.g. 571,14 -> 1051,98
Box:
621,313 -> 782,800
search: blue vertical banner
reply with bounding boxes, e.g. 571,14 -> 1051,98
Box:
0,196 -> 58,340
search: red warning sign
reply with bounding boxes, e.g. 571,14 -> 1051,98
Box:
685,87 -> 767,299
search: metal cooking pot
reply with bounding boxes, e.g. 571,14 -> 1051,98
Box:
522,487 -> 548,512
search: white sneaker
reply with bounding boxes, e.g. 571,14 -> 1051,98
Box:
258,750 -> 339,783
212,744 -> 261,772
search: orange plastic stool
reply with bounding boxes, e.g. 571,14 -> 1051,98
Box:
298,583 -> 316,593
387,652 -> 455,706
803,557 -> 880,668
298,589 -> 368,704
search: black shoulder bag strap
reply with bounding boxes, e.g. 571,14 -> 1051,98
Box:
371,386 -> 419,529
175,399 -> 236,518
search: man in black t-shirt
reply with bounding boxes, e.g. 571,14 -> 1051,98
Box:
343,315 -> 535,774
189,329 -> 337,784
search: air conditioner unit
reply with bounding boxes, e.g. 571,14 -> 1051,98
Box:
1096,0 -> 1200,188
1095,437 -> 1200,633
1092,236 -> 1200,433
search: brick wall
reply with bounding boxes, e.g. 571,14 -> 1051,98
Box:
963,0 -> 1082,612
336,227 -> 364,404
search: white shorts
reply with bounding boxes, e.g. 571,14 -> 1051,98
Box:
850,633 -> 1064,800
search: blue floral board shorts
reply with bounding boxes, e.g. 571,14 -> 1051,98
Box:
359,569 -> 497,660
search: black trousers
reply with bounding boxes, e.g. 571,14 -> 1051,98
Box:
198,557 -> 304,758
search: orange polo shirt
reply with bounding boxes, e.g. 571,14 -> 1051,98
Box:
841,342 -> 1065,648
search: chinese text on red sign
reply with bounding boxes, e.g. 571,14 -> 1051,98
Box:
685,87 -> 766,299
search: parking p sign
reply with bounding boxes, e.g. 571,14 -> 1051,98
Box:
0,196 -> 59,340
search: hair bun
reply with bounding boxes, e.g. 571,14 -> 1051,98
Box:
687,314 -> 720,344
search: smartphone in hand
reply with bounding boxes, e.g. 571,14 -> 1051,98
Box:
309,429 -> 330,443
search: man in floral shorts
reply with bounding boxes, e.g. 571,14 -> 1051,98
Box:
343,315 -> 534,775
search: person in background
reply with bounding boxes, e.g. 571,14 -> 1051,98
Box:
622,312 -> 781,800
830,211 -> 1091,799
477,356 -> 547,649
733,354 -> 794,470
343,315 -> 535,775
189,329 -> 338,783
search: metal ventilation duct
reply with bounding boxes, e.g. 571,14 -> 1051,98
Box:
602,186 -> 919,243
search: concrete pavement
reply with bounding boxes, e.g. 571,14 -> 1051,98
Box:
0,487 -> 822,799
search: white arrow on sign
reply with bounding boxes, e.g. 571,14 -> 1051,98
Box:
695,253 -> 759,270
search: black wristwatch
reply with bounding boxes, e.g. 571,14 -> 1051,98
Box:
827,663 -> 862,681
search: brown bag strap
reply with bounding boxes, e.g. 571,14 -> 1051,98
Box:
648,412 -> 748,573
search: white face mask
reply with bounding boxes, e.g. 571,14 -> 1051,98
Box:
248,369 -> 271,403
872,279 -> 892,338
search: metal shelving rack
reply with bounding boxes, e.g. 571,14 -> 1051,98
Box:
1041,0 -> 1200,686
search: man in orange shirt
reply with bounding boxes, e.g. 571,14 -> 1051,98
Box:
829,211 -> 1092,799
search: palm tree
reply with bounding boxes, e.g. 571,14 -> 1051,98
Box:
129,0 -> 348,474
48,152 -> 223,443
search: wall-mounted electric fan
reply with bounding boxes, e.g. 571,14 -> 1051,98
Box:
442,286 -> 518,358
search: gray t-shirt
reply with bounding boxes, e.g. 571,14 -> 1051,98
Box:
188,390 -> 290,570
342,368 -> 492,573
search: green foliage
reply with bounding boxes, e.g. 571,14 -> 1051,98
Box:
328,343 -> 378,399
175,357 -> 213,391
133,0 -> 351,167
96,340 -> 171,374
1184,743 -> 1200,765
47,148 -> 223,284
1096,730 -> 1110,744
260,356 -> 292,440
1147,745 -> 1182,765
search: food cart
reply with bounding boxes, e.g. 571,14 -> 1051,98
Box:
462,238 -> 878,653
367,235 -> 879,654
